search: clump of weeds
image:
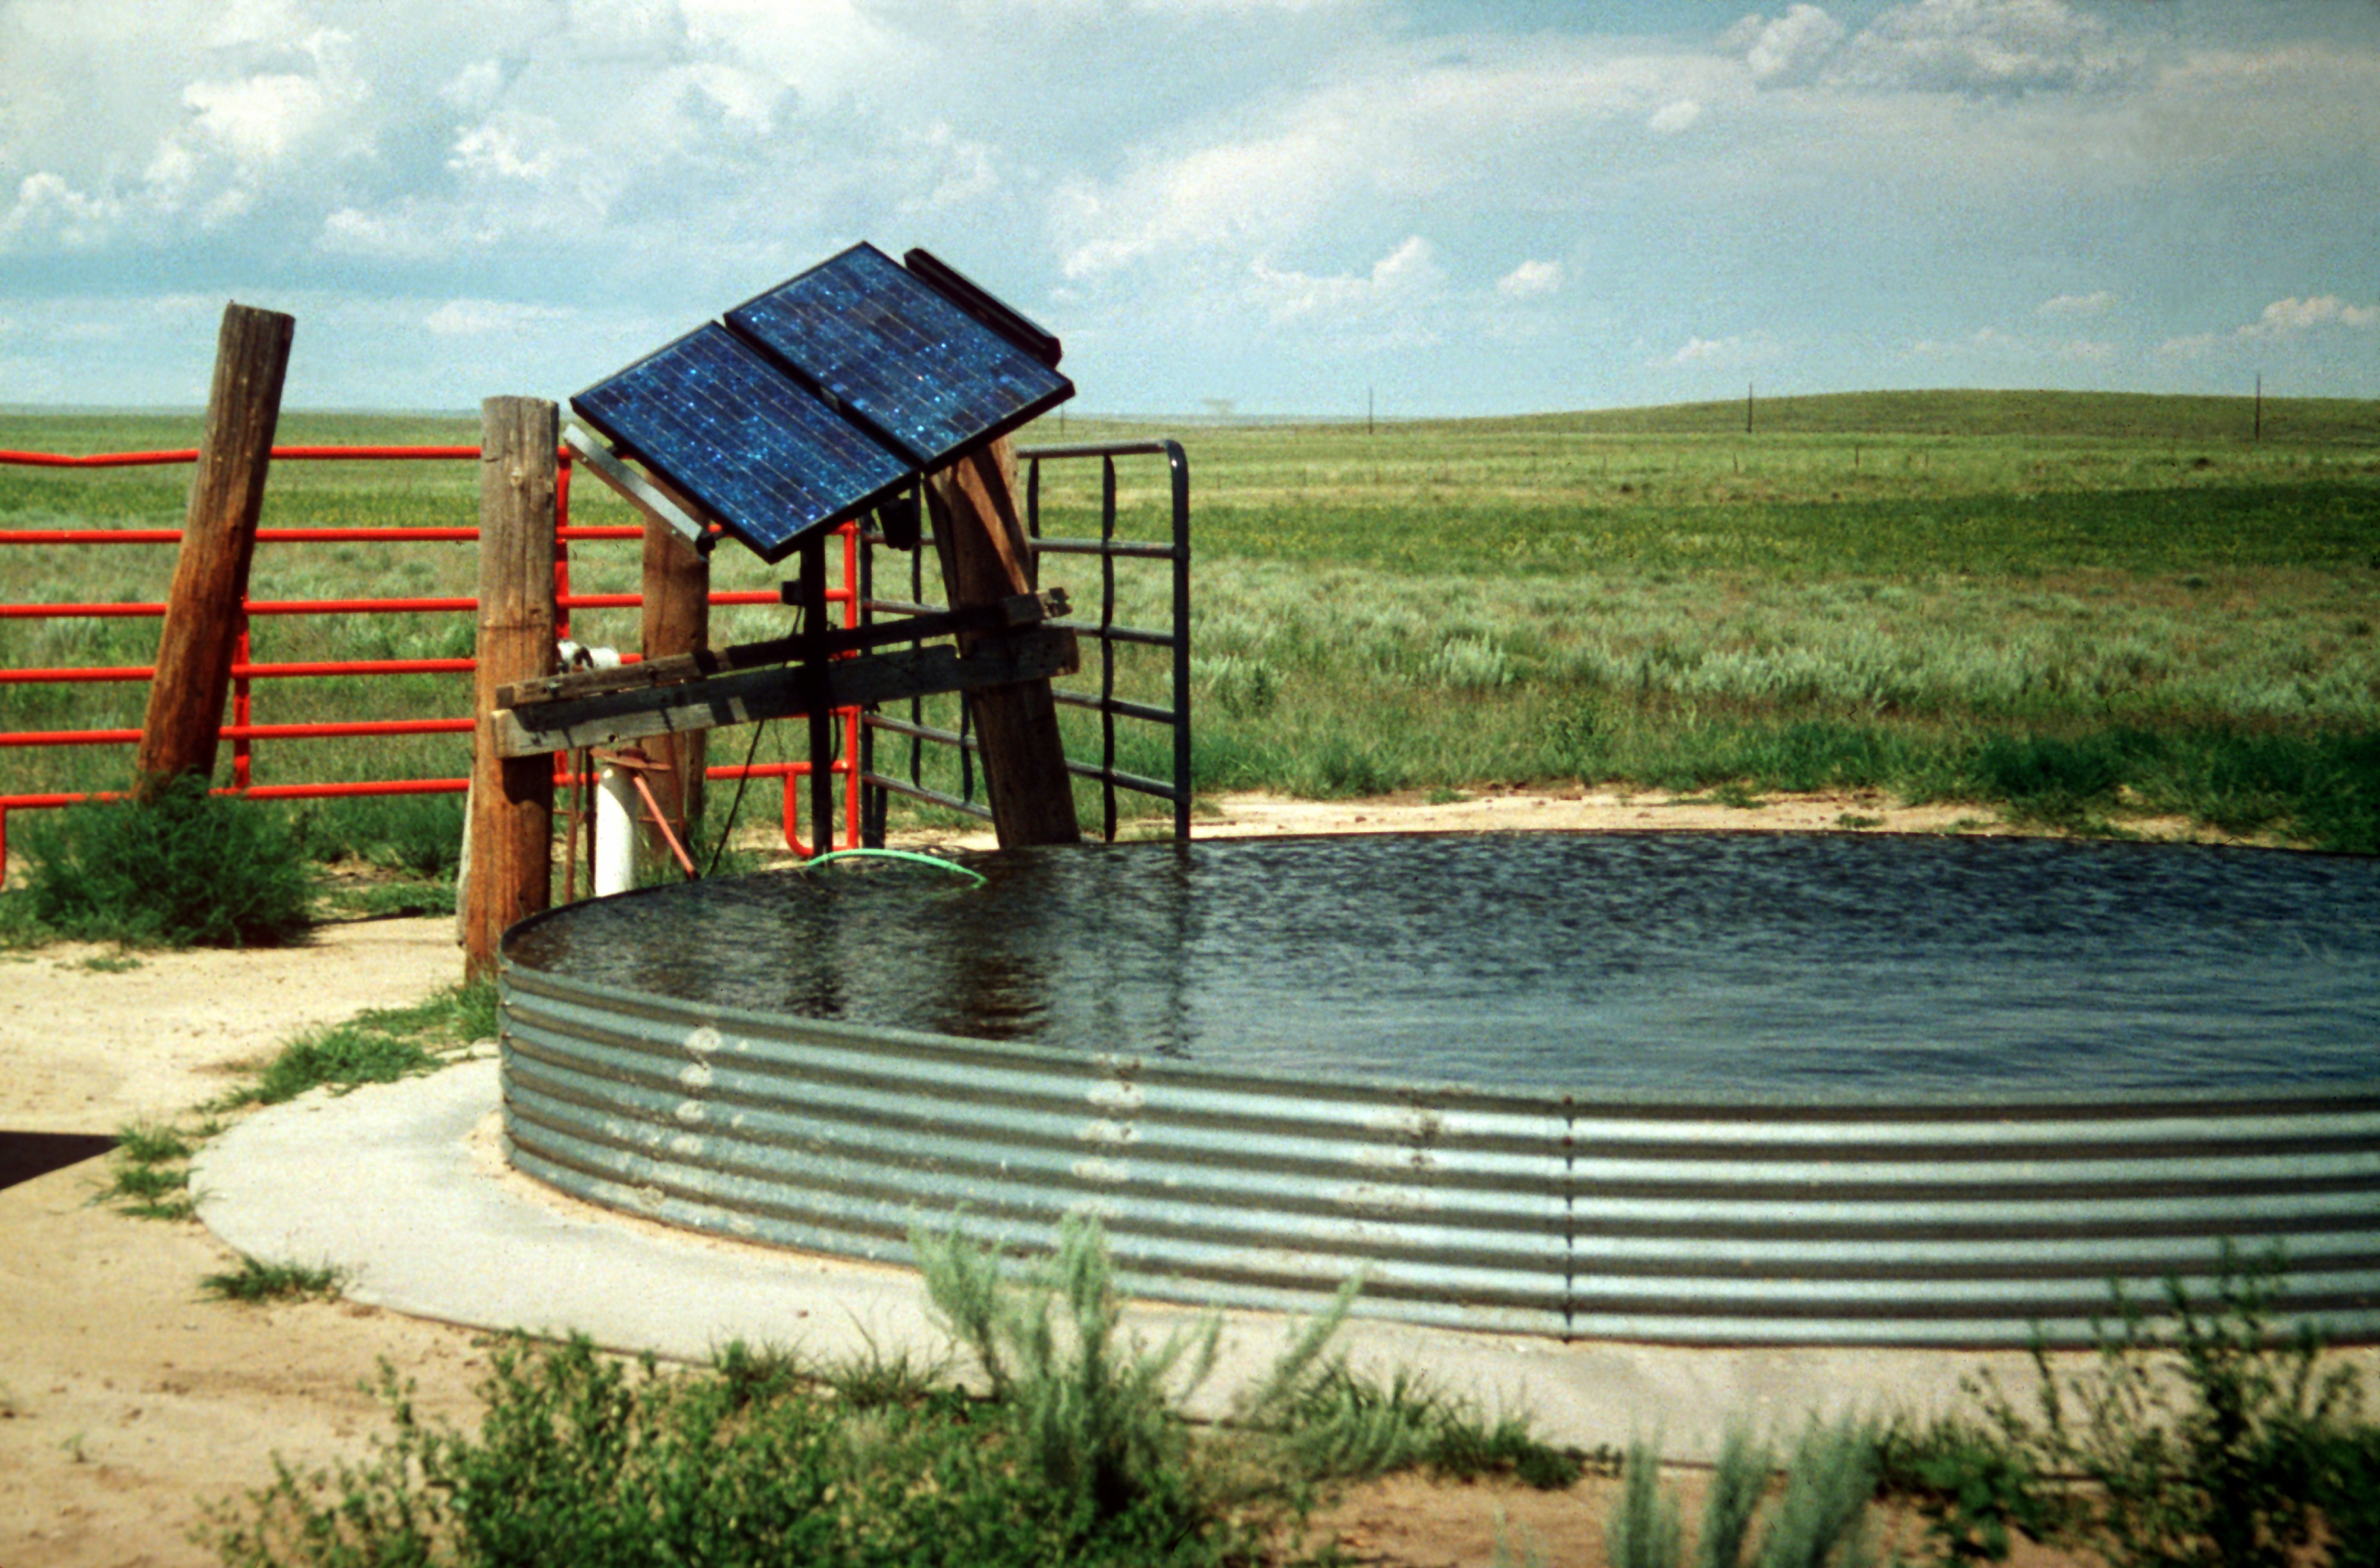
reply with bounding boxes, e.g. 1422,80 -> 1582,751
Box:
206,1218 -> 1582,1567
1875,1246 -> 2380,1568
17,775 -> 315,949
202,1256 -> 347,1304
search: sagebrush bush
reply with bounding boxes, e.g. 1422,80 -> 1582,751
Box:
209,1339 -> 1123,1568
213,1219 -> 1586,1568
1969,1247 -> 2365,1568
1606,1437 -> 1683,1568
915,1212 -> 1580,1537
1874,1250 -> 2380,1568
1608,1418 -> 1875,1568
914,1213 -> 1223,1537
20,775 -> 314,947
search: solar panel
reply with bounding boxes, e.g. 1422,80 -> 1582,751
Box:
725,243 -> 1072,470
571,324 -> 913,563
571,243 -> 1074,564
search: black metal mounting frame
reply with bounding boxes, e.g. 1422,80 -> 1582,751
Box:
857,439 -> 1192,846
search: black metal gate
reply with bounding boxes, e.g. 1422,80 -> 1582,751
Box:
857,439 -> 1191,844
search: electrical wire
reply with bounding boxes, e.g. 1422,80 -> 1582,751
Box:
703,718 -> 769,880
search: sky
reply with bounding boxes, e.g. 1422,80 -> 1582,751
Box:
2,0 -> 2376,418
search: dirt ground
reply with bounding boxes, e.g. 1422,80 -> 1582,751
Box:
1,790 -> 2151,1566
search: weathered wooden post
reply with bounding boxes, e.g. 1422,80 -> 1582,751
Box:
926,436 -> 1080,846
465,398 -> 559,978
638,517 -> 709,857
134,302 -> 295,796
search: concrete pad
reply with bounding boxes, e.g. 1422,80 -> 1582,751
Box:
194,1060 -> 2053,1460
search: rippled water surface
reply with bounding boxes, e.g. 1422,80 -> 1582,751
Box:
506,832 -> 2379,1096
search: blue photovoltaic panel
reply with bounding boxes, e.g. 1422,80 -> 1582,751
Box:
571,324 -> 912,562
725,242 -> 1073,470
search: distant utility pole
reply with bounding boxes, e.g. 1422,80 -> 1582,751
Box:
1746,382 -> 1755,435
1367,385 -> 1375,436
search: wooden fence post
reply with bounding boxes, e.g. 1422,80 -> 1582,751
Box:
465,398 -> 558,978
134,302 -> 295,795
926,437 -> 1081,847
638,517 -> 709,861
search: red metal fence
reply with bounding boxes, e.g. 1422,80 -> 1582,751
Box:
0,443 -> 860,874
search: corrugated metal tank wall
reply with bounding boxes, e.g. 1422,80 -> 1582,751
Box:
500,963 -> 2380,1347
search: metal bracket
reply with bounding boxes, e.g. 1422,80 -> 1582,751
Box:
562,424 -> 713,552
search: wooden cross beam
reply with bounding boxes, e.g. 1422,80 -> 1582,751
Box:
488,627 -> 1078,759
494,589 -> 1066,709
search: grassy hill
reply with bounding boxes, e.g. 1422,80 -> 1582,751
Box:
1466,389 -> 2380,444
3,391 -> 2375,853
10,389 -> 2378,452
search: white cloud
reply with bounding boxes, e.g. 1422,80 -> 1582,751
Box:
1905,327 -> 2121,368
1497,259 -> 1564,299
677,0 -> 909,105
2038,290 -> 2116,318
449,112 -> 569,184
1,172 -> 126,250
183,41 -> 362,169
1828,0 -> 2139,96
52,320 -> 131,344
0,16 -> 381,250
1056,118 -> 1373,280
320,202 -> 489,261
441,60 -> 509,115
563,0 -> 687,58
1648,98 -> 1702,134
1726,6 -> 1846,84
204,0 -> 317,51
2,2 -> 2376,414
1024,0 -> 1364,10
2237,295 -> 2380,337
896,122 -> 1004,215
0,0 -> 916,285
2163,296 -> 2380,359
1908,326 -> 2032,359
1054,42 -> 1736,285
424,298 -> 575,336
1247,234 -> 1444,328
1662,331 -> 1781,369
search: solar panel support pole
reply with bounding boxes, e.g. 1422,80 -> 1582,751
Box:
466,396 -> 559,979
926,438 -> 1081,847
795,535 -> 838,856
638,517 -> 709,857
134,301 -> 294,797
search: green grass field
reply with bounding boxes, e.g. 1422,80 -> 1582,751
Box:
3,390 -> 2375,860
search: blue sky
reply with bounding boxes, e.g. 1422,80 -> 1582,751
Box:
2,0 -> 2375,417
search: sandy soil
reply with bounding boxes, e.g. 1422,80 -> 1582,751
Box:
0,921 -> 468,1137
0,791 -> 2152,1566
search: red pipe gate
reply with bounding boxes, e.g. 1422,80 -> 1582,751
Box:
0,443 -> 863,874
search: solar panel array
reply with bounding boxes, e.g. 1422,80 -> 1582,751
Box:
572,325 -> 915,559
571,244 -> 1072,562
728,244 -> 1071,470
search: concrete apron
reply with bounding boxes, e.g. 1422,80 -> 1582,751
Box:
195,1059 -> 2066,1463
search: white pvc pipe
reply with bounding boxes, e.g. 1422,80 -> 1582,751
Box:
594,762 -> 637,897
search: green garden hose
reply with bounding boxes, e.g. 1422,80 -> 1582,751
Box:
797,847 -> 987,886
